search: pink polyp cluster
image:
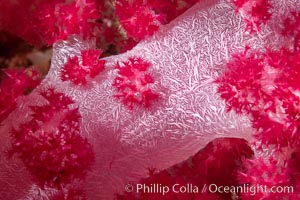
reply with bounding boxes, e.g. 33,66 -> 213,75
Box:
238,156 -> 292,200
60,49 -> 106,85
116,0 -> 160,41
216,47 -> 300,149
231,0 -> 272,32
0,69 -> 40,123
34,0 -> 101,46
283,11 -> 300,50
115,0 -> 200,44
0,0 -> 100,46
9,88 -> 94,189
113,57 -> 159,109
